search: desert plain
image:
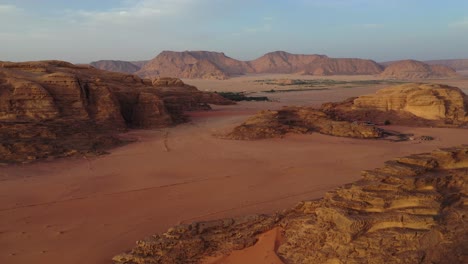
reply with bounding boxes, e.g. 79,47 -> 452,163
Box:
1,73 -> 467,264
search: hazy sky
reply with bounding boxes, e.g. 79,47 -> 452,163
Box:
1,0 -> 468,63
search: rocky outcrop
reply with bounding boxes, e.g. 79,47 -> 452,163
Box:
113,146 -> 468,264
324,83 -> 468,127
225,107 -> 383,140
224,83 -> 467,142
353,83 -> 468,121
0,61 -> 233,163
90,60 -> 142,74
135,50 -> 383,80
380,60 -> 458,79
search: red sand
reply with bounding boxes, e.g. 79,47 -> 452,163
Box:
1,85 -> 467,264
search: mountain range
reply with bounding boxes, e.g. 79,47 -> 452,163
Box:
90,51 -> 466,80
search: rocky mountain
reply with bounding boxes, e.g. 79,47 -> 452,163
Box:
89,60 -> 142,74
0,60 -> 233,163
424,59 -> 468,71
136,51 -> 251,80
249,51 -> 383,75
323,83 -> 468,127
135,50 -> 383,80
114,145 -> 468,264
380,60 -> 458,79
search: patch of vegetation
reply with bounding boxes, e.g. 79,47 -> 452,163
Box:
264,88 -> 329,93
216,92 -> 269,102
254,79 -> 407,89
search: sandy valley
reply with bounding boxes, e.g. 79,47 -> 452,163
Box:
1,74 -> 467,264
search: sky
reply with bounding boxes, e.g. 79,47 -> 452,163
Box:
1,0 -> 468,63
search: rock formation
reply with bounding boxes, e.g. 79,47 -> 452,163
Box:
113,146 -> 468,264
424,59 -> 468,71
135,50 -> 383,80
224,83 -> 467,141
90,60 -> 142,74
249,51 -> 383,76
137,51 -> 251,80
380,60 -> 458,79
323,83 -> 468,127
0,61 -> 233,163
225,107 -> 383,140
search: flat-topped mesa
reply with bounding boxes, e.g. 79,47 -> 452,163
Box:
225,107 -> 383,140
136,51 -> 247,80
134,50 -> 383,79
114,146 -> 468,264
249,51 -> 383,75
0,61 -> 233,163
380,60 -> 458,79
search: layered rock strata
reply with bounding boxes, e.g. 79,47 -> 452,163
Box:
0,61 -> 233,163
323,83 -> 468,127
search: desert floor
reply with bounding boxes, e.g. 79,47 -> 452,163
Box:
1,75 -> 467,264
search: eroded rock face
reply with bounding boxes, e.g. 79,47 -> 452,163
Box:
323,83 -> 468,127
113,146 -> 468,264
225,107 -> 383,140
380,60 -> 458,79
0,61 -> 233,163
353,83 -> 468,121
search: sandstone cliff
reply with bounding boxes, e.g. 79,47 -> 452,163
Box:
0,61 -> 233,163
113,146 -> 468,264
380,60 -> 458,79
323,83 -> 468,127
135,50 -> 383,80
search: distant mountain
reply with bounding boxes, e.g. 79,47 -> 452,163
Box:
90,52 -> 464,80
136,50 -> 383,80
90,60 -> 144,74
136,51 -> 251,80
380,60 -> 458,79
424,59 -> 468,71
250,51 -> 383,75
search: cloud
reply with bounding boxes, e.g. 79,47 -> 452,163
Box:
68,0 -> 198,25
449,18 -> 468,29
0,4 -> 21,13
